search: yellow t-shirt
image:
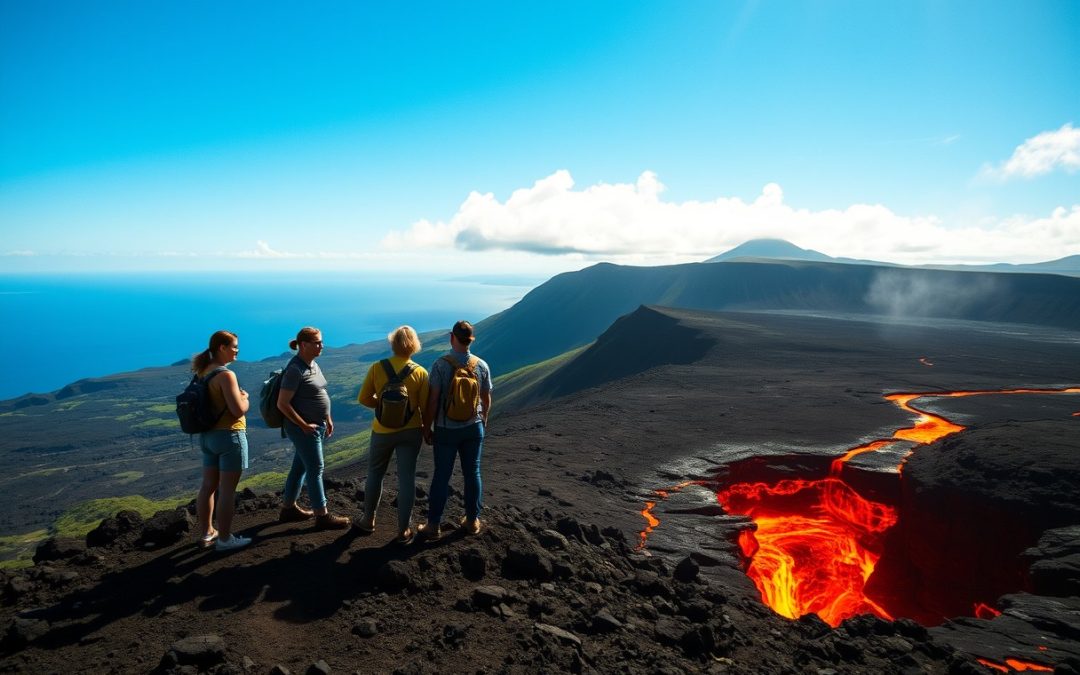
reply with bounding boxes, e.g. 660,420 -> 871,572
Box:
206,370 -> 246,431
358,356 -> 430,434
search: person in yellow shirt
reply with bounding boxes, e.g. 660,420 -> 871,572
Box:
355,325 -> 430,544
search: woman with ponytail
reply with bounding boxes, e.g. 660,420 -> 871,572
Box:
276,327 -> 350,529
191,330 -> 251,551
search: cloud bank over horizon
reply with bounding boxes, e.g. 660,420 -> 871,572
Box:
383,170 -> 1080,266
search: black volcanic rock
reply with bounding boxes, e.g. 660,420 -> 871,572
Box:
139,507 -> 193,547
86,509 -> 144,548
873,419 -> 1080,623
1023,525 -> 1080,596
32,538 -> 85,564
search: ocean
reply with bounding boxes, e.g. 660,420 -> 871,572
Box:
1,272 -> 536,400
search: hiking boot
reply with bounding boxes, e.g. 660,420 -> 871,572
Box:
459,517 -> 482,536
215,534 -> 251,551
352,514 -> 375,534
417,521 -> 442,542
395,527 -> 415,546
279,504 -> 315,523
314,513 -> 351,530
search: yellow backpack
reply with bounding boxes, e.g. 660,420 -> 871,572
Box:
441,355 -> 480,422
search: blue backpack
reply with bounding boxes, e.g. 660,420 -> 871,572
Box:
175,367 -> 228,434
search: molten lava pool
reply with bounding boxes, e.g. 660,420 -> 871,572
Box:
720,475 -> 896,626
641,386 -> 1080,630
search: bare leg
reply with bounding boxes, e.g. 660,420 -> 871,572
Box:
197,467 -> 220,538
216,471 -> 243,538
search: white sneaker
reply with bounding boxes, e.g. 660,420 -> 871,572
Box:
215,534 -> 251,551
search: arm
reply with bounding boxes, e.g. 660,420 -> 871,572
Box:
422,384 -> 439,444
217,370 -> 249,419
277,387 -> 317,435
357,365 -> 377,409
480,389 -> 492,427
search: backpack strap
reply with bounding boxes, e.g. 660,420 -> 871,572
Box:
440,354 -> 460,370
202,366 -> 228,383
441,354 -> 476,374
381,360 -> 417,383
380,359 -> 397,382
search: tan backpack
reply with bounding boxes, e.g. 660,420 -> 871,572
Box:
441,355 -> 480,422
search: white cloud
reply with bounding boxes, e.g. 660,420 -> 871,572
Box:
236,240 -> 297,259
2,250 -> 36,257
981,123 -> 1080,180
383,170 -> 1080,265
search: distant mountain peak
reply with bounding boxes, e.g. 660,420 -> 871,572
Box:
706,238 -> 833,263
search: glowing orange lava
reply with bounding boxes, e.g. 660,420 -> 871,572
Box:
637,482 -> 699,549
630,386 -> 1080,629
720,477 -> 896,625
974,602 -> 1002,619
976,658 -> 1053,672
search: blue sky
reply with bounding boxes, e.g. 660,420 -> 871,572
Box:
2,1 -> 1078,273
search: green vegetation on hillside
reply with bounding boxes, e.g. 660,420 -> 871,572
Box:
112,471 -> 144,484
0,530 -> 48,569
238,471 -> 288,492
326,429 -> 370,469
494,344 -> 589,411
51,494 -> 191,539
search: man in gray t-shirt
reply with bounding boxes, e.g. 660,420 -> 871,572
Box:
419,320 -> 492,539
276,328 -> 349,530
280,356 -> 331,425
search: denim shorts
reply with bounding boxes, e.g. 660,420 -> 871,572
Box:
200,430 -> 249,472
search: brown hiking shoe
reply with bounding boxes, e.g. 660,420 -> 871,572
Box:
417,521 -> 442,542
459,517 -> 482,536
279,504 -> 315,523
314,513 -> 351,530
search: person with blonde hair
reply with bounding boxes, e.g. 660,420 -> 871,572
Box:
355,325 -> 430,544
277,326 -> 350,529
191,330 -> 251,551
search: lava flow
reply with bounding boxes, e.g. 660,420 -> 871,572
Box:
976,658 -> 1053,672
718,387 -> 1079,627
640,386 -> 1080,631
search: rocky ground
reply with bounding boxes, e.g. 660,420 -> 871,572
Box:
0,483 -> 986,675
3,307 -> 1080,674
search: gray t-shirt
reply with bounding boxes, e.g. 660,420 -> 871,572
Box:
281,356 -> 331,424
429,350 -> 492,429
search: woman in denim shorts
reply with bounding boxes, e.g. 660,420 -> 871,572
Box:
193,330 -> 252,551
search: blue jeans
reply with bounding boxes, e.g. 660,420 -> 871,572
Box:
200,430 -> 249,472
283,421 -> 328,510
427,422 -> 484,524
364,427 -> 422,532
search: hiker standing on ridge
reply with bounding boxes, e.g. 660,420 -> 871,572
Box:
277,326 -> 350,530
192,330 -> 251,551
355,325 -> 430,545
419,320 -> 493,540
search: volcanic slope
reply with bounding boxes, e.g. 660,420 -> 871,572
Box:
5,306 -> 1080,672
472,259 -> 1080,375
